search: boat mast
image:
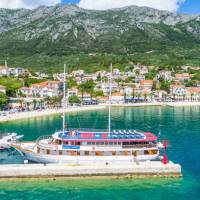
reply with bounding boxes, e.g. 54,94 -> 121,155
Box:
108,63 -> 112,135
63,64 -> 67,134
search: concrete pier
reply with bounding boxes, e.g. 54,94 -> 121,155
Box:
0,161 -> 182,179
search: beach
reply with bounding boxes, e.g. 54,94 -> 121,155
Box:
0,105 -> 106,123
0,101 -> 200,123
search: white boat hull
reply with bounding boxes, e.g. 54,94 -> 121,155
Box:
22,149 -> 159,164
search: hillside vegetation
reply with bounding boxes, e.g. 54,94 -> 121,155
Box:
0,5 -> 199,73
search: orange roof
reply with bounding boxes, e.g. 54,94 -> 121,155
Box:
99,96 -> 109,100
186,87 -> 200,93
0,66 -> 6,69
112,92 -> 124,96
170,84 -> 185,88
175,73 -> 190,78
32,81 -> 61,87
140,80 -> 153,85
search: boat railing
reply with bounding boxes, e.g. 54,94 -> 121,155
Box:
122,144 -> 157,149
36,135 -> 58,150
68,128 -> 147,134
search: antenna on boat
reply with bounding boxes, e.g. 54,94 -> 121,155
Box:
108,63 -> 112,136
63,64 -> 67,134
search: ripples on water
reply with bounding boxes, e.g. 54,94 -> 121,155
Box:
0,106 -> 200,200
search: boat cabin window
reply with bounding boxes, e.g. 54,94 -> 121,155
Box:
63,141 -> 68,145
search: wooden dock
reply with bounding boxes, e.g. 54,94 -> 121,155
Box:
0,161 -> 182,179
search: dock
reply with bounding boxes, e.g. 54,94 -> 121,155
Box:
0,161 -> 182,179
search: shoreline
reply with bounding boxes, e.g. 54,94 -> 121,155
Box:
0,101 -> 200,123
0,105 -> 106,123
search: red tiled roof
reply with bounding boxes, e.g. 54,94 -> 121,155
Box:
140,80 -> 153,85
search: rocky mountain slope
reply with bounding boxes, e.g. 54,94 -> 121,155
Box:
0,4 -> 199,71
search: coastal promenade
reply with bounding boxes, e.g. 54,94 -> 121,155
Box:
0,161 -> 181,179
0,101 -> 199,123
0,105 -> 106,123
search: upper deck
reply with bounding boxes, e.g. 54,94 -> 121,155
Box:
52,129 -> 157,142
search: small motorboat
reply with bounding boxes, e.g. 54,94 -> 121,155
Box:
0,133 -> 24,149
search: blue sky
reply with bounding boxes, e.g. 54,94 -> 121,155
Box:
62,0 -> 200,14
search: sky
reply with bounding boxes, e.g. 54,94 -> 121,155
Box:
0,0 -> 199,14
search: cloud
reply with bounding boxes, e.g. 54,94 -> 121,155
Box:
78,0 -> 185,12
0,0 -> 61,9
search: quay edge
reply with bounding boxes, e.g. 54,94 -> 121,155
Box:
0,161 -> 182,179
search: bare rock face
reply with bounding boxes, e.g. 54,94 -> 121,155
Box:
0,4 -> 199,55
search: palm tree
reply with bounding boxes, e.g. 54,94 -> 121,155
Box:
19,99 -> 24,110
33,99 -> 37,110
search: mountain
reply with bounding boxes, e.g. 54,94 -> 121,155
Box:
0,4 -> 199,73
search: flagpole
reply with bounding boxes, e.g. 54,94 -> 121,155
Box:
63,64 -> 66,134
108,63 -> 112,135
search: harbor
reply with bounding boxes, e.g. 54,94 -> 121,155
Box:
0,161 -> 181,179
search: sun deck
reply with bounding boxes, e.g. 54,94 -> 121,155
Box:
52,130 -> 157,142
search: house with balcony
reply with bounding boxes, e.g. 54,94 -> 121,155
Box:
111,92 -> 125,103
175,73 -> 191,82
170,85 -> 186,100
186,87 -> 200,101
135,75 -> 145,83
101,82 -> 119,95
68,88 -> 78,97
18,81 -> 63,98
157,70 -> 173,81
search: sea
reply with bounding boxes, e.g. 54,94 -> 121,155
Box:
0,106 -> 200,200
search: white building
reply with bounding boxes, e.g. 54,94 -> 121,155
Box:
19,81 -> 63,98
170,85 -> 186,97
111,92 -> 125,103
68,88 -> 78,97
101,82 -> 119,95
157,70 -> 172,81
0,66 -> 9,76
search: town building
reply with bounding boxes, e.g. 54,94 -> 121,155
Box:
135,75 -> 145,83
0,65 -> 8,76
170,85 -> 186,99
101,82 -> 119,95
111,92 -> 125,103
71,70 -> 84,77
140,66 -> 149,75
175,73 -> 191,82
139,80 -> 153,94
186,87 -> 200,101
157,70 -> 173,81
68,88 -> 78,97
18,81 -> 63,98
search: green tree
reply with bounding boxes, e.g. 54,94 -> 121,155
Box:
69,95 -> 81,104
78,80 -> 95,100
0,92 -> 9,109
67,77 -> 77,89
93,90 -> 104,98
159,78 -> 171,93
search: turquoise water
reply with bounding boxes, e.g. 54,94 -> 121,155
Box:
0,106 -> 200,200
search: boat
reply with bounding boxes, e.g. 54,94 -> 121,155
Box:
11,64 -> 162,164
0,133 -> 23,150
